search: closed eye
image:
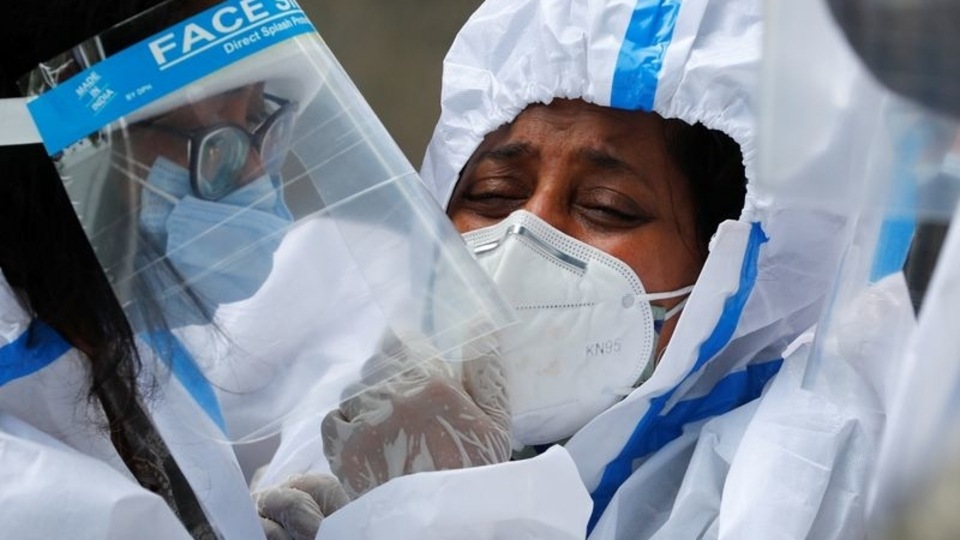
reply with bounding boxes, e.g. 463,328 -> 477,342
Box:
576,187 -> 653,228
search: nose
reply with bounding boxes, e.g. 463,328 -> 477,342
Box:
237,148 -> 266,187
218,86 -> 267,186
522,173 -> 577,237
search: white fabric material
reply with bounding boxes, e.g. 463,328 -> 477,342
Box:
250,216 -> 504,486
317,446 -> 592,540
868,202 -> 960,533
0,98 -> 42,146
587,274 -> 914,539
187,217 -> 387,442
0,413 -> 193,540
0,273 -> 265,540
462,210 -> 684,446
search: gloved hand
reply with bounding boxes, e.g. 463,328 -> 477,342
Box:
253,473 -> 349,540
321,330 -> 511,499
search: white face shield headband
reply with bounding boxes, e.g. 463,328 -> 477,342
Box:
462,210 -> 693,446
0,98 -> 41,146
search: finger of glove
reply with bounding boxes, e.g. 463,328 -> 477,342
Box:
255,487 -> 323,540
320,409 -> 349,475
284,473 -> 350,516
339,362 -> 456,423
322,399 -> 443,499
358,329 -> 429,382
321,409 -> 382,500
260,517 -> 293,540
461,347 -> 510,433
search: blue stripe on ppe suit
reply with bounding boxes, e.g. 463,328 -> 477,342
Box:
0,319 -> 71,386
588,222 -> 774,531
611,0 -> 682,111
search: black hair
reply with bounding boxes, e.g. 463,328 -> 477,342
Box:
663,118 -> 748,258
0,2 -> 181,410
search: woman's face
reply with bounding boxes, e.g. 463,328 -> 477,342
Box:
447,99 -> 704,352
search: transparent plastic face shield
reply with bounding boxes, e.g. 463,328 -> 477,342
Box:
760,0 -> 959,295
762,0 -> 960,534
17,0 -> 515,442
823,0 -> 960,535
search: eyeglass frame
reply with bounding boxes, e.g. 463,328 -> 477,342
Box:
143,93 -> 298,201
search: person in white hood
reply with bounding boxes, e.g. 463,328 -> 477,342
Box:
322,0 -> 759,493
316,0 -> 911,538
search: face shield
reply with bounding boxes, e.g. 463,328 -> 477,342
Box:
11,0 -> 515,443
761,0 -> 960,537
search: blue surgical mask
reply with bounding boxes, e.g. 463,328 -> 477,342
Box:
139,156 -> 293,307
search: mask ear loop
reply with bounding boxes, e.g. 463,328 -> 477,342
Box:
612,285 -> 695,397
662,296 -> 689,321
0,98 -> 43,146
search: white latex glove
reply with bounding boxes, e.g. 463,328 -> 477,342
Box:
253,473 -> 349,540
321,331 -> 511,499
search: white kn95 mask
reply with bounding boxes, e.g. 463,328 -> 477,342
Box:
462,210 -> 693,447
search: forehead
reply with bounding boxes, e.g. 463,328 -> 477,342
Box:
475,99 -> 666,154
156,84 -> 263,126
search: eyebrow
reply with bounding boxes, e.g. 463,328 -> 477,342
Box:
474,142 -> 533,162
578,148 -> 640,176
473,142 -> 645,182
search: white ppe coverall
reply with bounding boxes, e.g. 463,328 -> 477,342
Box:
0,272 -> 265,540
315,0 -> 922,538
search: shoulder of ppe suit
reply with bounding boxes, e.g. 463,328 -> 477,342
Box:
0,270 -> 31,346
0,415 -> 193,540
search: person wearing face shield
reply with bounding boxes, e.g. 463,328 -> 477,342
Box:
116,76 -> 352,540
0,0 -> 365,538
0,2 -> 271,538
310,0 -> 905,538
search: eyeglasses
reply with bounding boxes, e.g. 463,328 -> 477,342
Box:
146,94 -> 298,200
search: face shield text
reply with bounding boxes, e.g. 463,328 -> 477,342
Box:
148,0 -> 302,67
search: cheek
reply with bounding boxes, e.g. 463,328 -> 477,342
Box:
602,228 -> 704,292
447,209 -> 490,234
